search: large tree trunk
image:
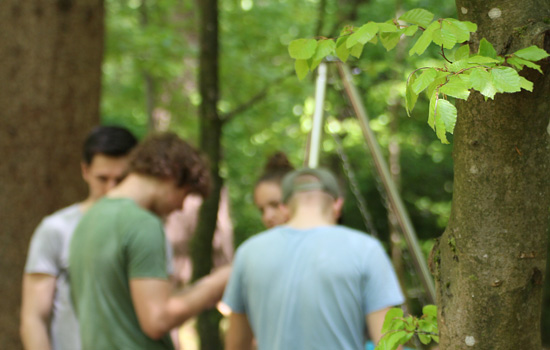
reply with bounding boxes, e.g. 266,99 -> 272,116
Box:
191,0 -> 223,348
434,0 -> 550,348
0,1 -> 104,348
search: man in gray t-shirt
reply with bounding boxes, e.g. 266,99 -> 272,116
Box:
21,126 -> 137,350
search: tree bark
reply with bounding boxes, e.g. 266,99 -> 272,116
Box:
0,1 -> 103,348
434,1 -> 550,348
191,0 -> 223,348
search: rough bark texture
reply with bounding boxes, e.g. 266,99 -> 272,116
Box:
434,1 -> 550,348
191,0 -> 223,348
0,1 -> 103,348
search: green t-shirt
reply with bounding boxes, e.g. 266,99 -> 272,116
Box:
69,198 -> 174,350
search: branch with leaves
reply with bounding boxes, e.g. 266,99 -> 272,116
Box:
375,305 -> 439,350
288,8 -> 549,143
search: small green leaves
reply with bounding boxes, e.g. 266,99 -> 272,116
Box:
381,308 -> 404,334
375,306 -> 439,350
513,45 -> 550,61
399,8 -> 434,28
288,39 -> 317,59
288,8 -> 549,144
347,22 -> 378,48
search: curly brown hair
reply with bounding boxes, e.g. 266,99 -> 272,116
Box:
128,132 -> 211,197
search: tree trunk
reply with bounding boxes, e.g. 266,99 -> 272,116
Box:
0,1 -> 104,348
434,1 -> 550,348
191,0 -> 223,348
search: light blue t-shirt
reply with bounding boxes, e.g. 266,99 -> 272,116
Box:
223,225 -> 405,350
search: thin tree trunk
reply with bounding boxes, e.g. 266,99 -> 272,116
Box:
434,1 -> 550,348
191,0 -> 223,348
0,1 -> 104,348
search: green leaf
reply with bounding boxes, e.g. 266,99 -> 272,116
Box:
440,75 -> 471,100
376,331 -> 411,350
508,57 -> 543,73
418,333 -> 432,345
467,55 -> 500,64
313,39 -> 336,61
288,39 -> 318,59
437,99 -> 457,134
453,44 -> 470,61
426,71 -> 448,97
403,25 -> 419,36
448,59 -> 470,72
423,305 -> 438,318
349,43 -> 364,58
406,73 -> 419,116
412,68 -> 437,94
295,59 -> 309,80
491,66 -> 521,93
381,308 -> 404,334
308,57 -> 323,72
432,335 -> 440,343
429,93 -> 455,143
399,8 -> 434,28
347,22 -> 378,48
377,21 -> 399,32
443,18 -> 472,43
432,27 -> 457,50
335,37 -> 350,62
380,30 -> 403,51
470,68 -> 497,99
409,21 -> 438,56
513,45 -> 550,61
519,76 -> 534,91
478,38 -> 497,59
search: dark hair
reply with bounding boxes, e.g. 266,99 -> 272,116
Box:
82,126 -> 138,164
256,151 -> 295,187
128,132 -> 211,198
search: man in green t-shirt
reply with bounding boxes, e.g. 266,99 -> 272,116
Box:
69,133 -> 230,350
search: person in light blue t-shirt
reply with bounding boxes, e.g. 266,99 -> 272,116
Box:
223,167 -> 405,350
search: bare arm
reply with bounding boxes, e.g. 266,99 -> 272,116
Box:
225,313 -> 253,350
20,274 -> 56,350
130,265 -> 231,339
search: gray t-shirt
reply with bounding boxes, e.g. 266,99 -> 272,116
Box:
25,204 -> 83,350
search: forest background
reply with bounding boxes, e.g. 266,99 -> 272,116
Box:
0,0 -> 549,348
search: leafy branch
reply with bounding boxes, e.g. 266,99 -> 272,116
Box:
288,8 -> 550,143
375,305 -> 439,350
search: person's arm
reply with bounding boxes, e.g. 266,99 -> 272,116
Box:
225,312 -> 253,350
366,307 -> 391,345
130,265 -> 231,339
20,274 -> 56,350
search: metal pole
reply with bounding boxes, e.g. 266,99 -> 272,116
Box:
308,62 -> 328,169
336,61 -> 436,303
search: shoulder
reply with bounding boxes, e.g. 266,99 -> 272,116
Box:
35,203 -> 82,237
318,225 -> 385,251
